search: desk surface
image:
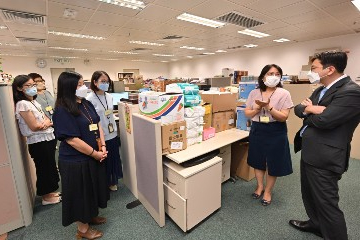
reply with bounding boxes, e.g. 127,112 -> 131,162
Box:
166,128 -> 249,164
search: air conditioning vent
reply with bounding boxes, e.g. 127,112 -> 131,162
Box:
159,35 -> 186,42
227,45 -> 244,50
1,9 -> 46,26
17,37 -> 47,45
216,12 -> 264,28
131,47 -> 152,51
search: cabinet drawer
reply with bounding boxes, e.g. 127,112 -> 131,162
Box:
163,167 -> 186,198
164,183 -> 187,232
218,145 -> 231,157
221,159 -> 231,183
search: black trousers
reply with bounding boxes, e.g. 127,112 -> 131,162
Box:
300,159 -> 348,240
28,139 -> 59,196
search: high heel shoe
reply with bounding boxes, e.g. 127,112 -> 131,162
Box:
261,198 -> 271,206
76,228 -> 103,240
251,190 -> 264,199
42,196 -> 61,206
90,216 -> 106,225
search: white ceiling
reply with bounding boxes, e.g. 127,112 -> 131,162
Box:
0,0 -> 359,62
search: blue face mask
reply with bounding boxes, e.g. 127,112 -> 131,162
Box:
25,86 -> 37,97
98,83 -> 109,92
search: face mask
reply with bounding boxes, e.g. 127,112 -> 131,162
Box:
264,76 -> 280,87
307,71 -> 320,83
98,83 -> 109,92
76,85 -> 88,99
25,86 -> 37,97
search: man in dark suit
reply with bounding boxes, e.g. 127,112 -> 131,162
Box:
290,51 -> 360,240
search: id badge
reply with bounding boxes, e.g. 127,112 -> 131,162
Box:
105,109 -> 112,116
108,123 -> 114,133
45,106 -> 53,112
89,124 -> 98,131
259,116 -> 270,123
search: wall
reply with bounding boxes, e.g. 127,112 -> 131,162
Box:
1,57 -> 169,94
169,33 -> 360,80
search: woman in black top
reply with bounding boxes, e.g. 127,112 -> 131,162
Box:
53,71 -> 109,240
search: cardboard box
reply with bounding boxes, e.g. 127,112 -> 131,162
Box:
138,91 -> 184,124
200,92 -> 237,113
212,111 -> 235,133
161,121 -> 187,154
202,103 -> 212,129
203,127 -> 215,141
231,142 -> 255,181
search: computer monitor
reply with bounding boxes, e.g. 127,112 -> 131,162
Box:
113,81 -> 125,93
109,92 -> 129,110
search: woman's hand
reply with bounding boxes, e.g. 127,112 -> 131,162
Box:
255,99 -> 270,108
92,150 -> 107,162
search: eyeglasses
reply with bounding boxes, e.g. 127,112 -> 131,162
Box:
99,81 -> 109,84
35,79 -> 45,83
23,84 -> 37,88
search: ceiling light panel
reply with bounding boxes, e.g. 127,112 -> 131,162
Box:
109,51 -> 139,54
177,13 -> 225,28
244,44 -> 258,48
50,56 -> 79,59
129,40 -> 164,46
202,52 -> 215,55
153,53 -> 174,57
180,46 -> 205,51
273,38 -> 290,43
0,25 -> 7,29
216,50 -> 227,53
352,0 -> 360,11
48,31 -> 105,40
98,0 -> 146,10
49,46 -> 88,51
238,29 -> 270,38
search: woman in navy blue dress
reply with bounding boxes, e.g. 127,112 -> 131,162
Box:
53,71 -> 109,239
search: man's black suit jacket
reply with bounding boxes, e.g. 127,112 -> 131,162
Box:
294,76 -> 360,174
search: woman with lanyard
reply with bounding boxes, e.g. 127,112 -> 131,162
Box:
244,64 -> 294,206
53,71 -> 109,239
28,73 -> 55,120
87,71 -> 123,192
12,75 -> 60,205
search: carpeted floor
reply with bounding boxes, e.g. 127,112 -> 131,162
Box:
7,147 -> 360,240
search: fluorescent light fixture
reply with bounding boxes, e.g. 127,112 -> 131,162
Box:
49,46 -> 88,51
238,29 -> 270,38
202,52 -> 215,55
131,59 -> 150,62
109,50 -> 139,55
177,13 -> 225,28
180,46 -> 205,51
129,40 -> 164,46
171,59 -> 178,61
186,56 -> 193,58
48,30 -> 105,40
244,44 -> 258,48
95,58 -> 119,61
216,50 -> 227,53
0,25 -> 8,29
50,56 -> 79,59
352,0 -> 360,11
98,0 -> 146,10
0,53 -> 28,56
273,38 -> 290,43
153,53 -> 174,57
4,43 -> 19,46
161,61 -> 169,63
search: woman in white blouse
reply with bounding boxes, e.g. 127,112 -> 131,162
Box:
12,75 -> 60,205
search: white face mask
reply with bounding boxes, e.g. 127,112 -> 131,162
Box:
264,76 -> 280,87
75,85 -> 88,99
307,71 -> 321,83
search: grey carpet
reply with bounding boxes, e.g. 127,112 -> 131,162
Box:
8,147 -> 360,240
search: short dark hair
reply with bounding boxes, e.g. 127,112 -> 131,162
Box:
12,75 -> 37,104
55,71 -> 83,116
311,51 -> 347,73
28,73 -> 43,80
90,71 -> 111,92
257,64 -> 283,91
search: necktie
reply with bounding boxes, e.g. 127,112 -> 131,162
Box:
300,87 -> 328,137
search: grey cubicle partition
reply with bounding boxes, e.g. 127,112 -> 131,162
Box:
132,113 -> 165,227
0,84 -> 36,235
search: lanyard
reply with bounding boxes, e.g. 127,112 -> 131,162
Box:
94,92 -> 110,120
260,88 -> 276,115
30,101 -> 45,119
80,102 -> 99,137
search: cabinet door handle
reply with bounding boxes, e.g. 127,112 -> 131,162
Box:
166,177 -> 176,185
165,200 -> 176,210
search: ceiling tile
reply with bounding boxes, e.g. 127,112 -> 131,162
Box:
89,11 -> 129,27
0,0 -> 46,15
282,10 -> 326,25
135,4 -> 181,23
267,1 -> 314,20
153,0 -> 207,11
246,0 -> 303,13
48,17 -> 88,31
81,23 -> 118,37
49,0 -> 100,10
48,1 -> 95,22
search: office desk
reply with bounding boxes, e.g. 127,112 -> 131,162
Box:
166,128 -> 249,164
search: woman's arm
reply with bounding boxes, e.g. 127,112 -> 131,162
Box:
265,105 -> 291,122
98,124 -> 108,155
19,111 -> 51,131
66,137 -> 106,161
